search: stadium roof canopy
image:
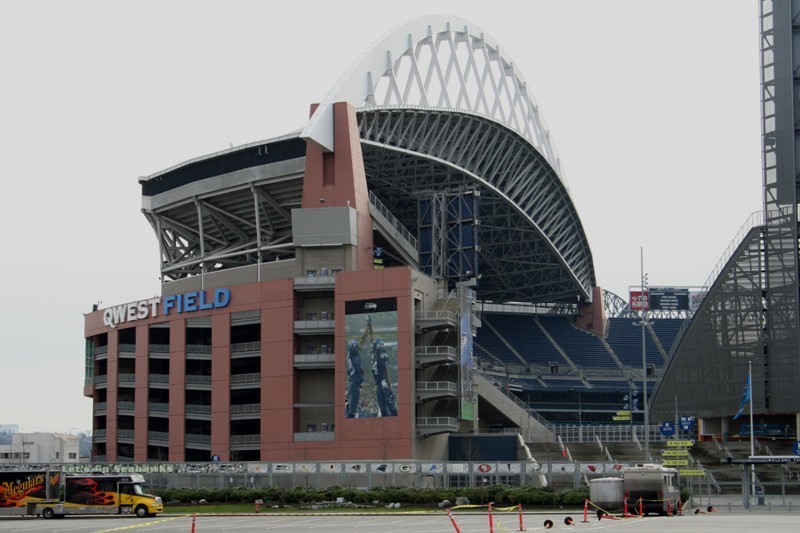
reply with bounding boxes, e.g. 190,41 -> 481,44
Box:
141,15 -> 596,304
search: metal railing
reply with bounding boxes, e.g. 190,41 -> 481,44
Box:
231,342 -> 261,354
148,431 -> 169,442
415,310 -> 458,323
416,382 -> 457,393
186,344 -> 212,354
230,434 -> 261,445
293,276 -> 336,287
293,431 -> 336,442
186,404 -> 212,415
498,388 -> 552,431
185,433 -> 211,444
148,344 -> 170,353
293,320 -> 335,331
369,191 -> 418,249
231,373 -> 261,385
416,346 -> 458,356
231,403 -> 261,415
416,417 -> 459,428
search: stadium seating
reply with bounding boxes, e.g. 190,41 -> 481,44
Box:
481,314 -> 569,368
604,317 -> 664,367
536,316 -> 618,369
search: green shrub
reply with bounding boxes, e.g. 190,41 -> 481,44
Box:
152,484 -> 593,508
560,488 -> 590,506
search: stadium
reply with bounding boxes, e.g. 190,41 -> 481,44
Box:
84,4 -> 799,479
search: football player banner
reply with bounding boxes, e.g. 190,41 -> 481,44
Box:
344,298 -> 399,419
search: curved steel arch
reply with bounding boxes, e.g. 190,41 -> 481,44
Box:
302,15 -> 563,180
300,15 -> 595,302
359,108 -> 595,302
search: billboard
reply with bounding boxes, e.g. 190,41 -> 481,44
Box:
629,290 -> 649,311
689,291 -> 706,312
649,287 -> 689,311
630,287 -> 691,312
344,297 -> 398,418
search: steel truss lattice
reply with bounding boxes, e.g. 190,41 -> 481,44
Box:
300,15 -> 595,302
359,108 -> 594,303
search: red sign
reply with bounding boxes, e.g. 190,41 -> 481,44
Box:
629,290 -> 650,311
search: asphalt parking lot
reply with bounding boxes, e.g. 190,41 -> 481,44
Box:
1,510 -> 799,533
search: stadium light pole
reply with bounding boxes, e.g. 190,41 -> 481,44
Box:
640,247 -> 650,461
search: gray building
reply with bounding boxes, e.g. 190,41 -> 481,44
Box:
0,432 -> 80,464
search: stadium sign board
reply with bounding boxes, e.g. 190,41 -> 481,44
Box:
662,449 -> 688,457
629,287 -> 691,312
667,440 -> 694,447
629,290 -> 649,311
648,287 -> 689,311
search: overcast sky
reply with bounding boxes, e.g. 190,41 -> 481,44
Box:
0,1 -> 762,433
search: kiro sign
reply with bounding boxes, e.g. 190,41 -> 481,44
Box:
629,287 -> 690,312
102,288 -> 231,328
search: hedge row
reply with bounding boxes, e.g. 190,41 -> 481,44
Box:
153,485 -> 590,507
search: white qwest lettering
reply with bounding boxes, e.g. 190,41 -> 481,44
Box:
102,297 -> 162,329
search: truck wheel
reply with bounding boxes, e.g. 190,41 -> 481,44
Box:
135,505 -> 149,518
42,507 -> 55,520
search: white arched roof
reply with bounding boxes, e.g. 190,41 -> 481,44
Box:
301,15 -> 564,184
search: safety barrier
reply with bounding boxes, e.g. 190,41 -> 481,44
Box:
581,496 -> 689,522
446,502 -> 579,532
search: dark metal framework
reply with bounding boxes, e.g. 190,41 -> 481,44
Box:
140,141 -> 305,281
650,226 -> 766,420
359,108 -> 596,304
760,0 -> 800,412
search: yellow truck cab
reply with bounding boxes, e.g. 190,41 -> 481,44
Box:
38,473 -> 163,519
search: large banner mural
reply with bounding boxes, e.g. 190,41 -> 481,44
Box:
459,285 -> 475,420
344,297 -> 398,418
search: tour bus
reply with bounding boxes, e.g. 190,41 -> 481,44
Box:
0,471 -> 163,518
